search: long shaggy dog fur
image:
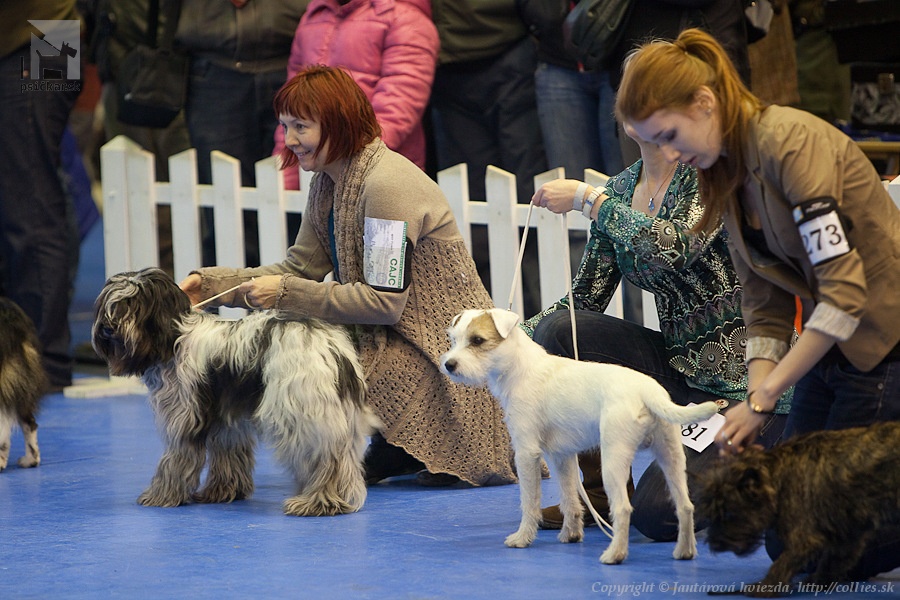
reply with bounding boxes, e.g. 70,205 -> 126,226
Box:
696,421 -> 900,597
0,297 -> 47,471
440,309 -> 719,565
92,267 -> 379,516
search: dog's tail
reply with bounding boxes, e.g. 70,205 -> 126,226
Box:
645,388 -> 720,425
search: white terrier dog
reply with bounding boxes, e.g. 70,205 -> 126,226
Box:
440,308 -> 719,564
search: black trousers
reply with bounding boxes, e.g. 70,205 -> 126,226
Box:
0,47 -> 80,387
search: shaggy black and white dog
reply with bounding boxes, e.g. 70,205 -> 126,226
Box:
0,297 -> 47,472
92,267 -> 379,516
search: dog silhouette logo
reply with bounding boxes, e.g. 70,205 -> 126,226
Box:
26,20 -> 80,81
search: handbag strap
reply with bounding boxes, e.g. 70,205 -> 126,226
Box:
144,0 -> 182,51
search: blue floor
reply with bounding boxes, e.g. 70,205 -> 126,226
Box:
1,221 -> 896,599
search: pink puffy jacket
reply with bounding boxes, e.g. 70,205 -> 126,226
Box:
273,0 -> 439,188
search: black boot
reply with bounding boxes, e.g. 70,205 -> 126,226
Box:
363,433 -> 425,484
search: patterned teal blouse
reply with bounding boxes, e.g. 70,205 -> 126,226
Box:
522,160 -> 791,411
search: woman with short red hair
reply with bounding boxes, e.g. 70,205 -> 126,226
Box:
181,66 -> 516,488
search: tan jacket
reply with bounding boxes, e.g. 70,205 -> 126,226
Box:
723,105 -> 900,372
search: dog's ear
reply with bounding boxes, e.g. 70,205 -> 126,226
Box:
488,309 -> 520,339
738,467 -> 763,491
736,463 -> 774,501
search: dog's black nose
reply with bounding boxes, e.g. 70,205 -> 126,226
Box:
444,359 -> 457,373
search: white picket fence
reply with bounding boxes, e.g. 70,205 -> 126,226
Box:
96,135 -> 900,329
98,134 -> 659,325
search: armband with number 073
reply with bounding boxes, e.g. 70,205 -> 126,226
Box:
791,197 -> 852,266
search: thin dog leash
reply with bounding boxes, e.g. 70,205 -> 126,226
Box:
506,203 -> 533,311
191,277 -> 257,311
191,284 -> 241,310
507,204 -> 579,361
560,214 -> 579,363
508,202 -> 615,538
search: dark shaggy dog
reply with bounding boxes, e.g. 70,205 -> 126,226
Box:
92,267 -> 379,516
696,421 -> 900,597
0,297 -> 47,471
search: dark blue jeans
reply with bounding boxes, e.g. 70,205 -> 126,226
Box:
533,62 -> 623,180
185,59 -> 286,266
785,346 -> 900,436
185,58 -> 286,187
0,47 -> 80,388
533,309 -> 785,541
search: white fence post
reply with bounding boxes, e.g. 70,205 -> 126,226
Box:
484,166 -> 522,315
210,151 -> 245,269
438,164 -> 471,253
531,167 -> 570,311
98,136 -> 130,278
99,135 -> 160,278
209,151 -> 246,320
255,157 -> 288,267
168,148 -> 202,283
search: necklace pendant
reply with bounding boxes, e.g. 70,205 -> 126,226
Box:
648,197 -> 656,212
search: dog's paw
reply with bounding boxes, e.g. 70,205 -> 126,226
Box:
599,545 -> 628,565
17,456 -> 40,469
283,493 -> 356,517
137,488 -> 190,508
673,541 -> 697,560
192,485 -> 250,504
557,528 -> 583,544
504,530 -> 535,548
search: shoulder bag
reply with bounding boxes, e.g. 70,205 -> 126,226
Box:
563,0 -> 636,71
